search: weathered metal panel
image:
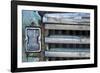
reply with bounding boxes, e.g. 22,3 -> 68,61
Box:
25,27 -> 41,52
